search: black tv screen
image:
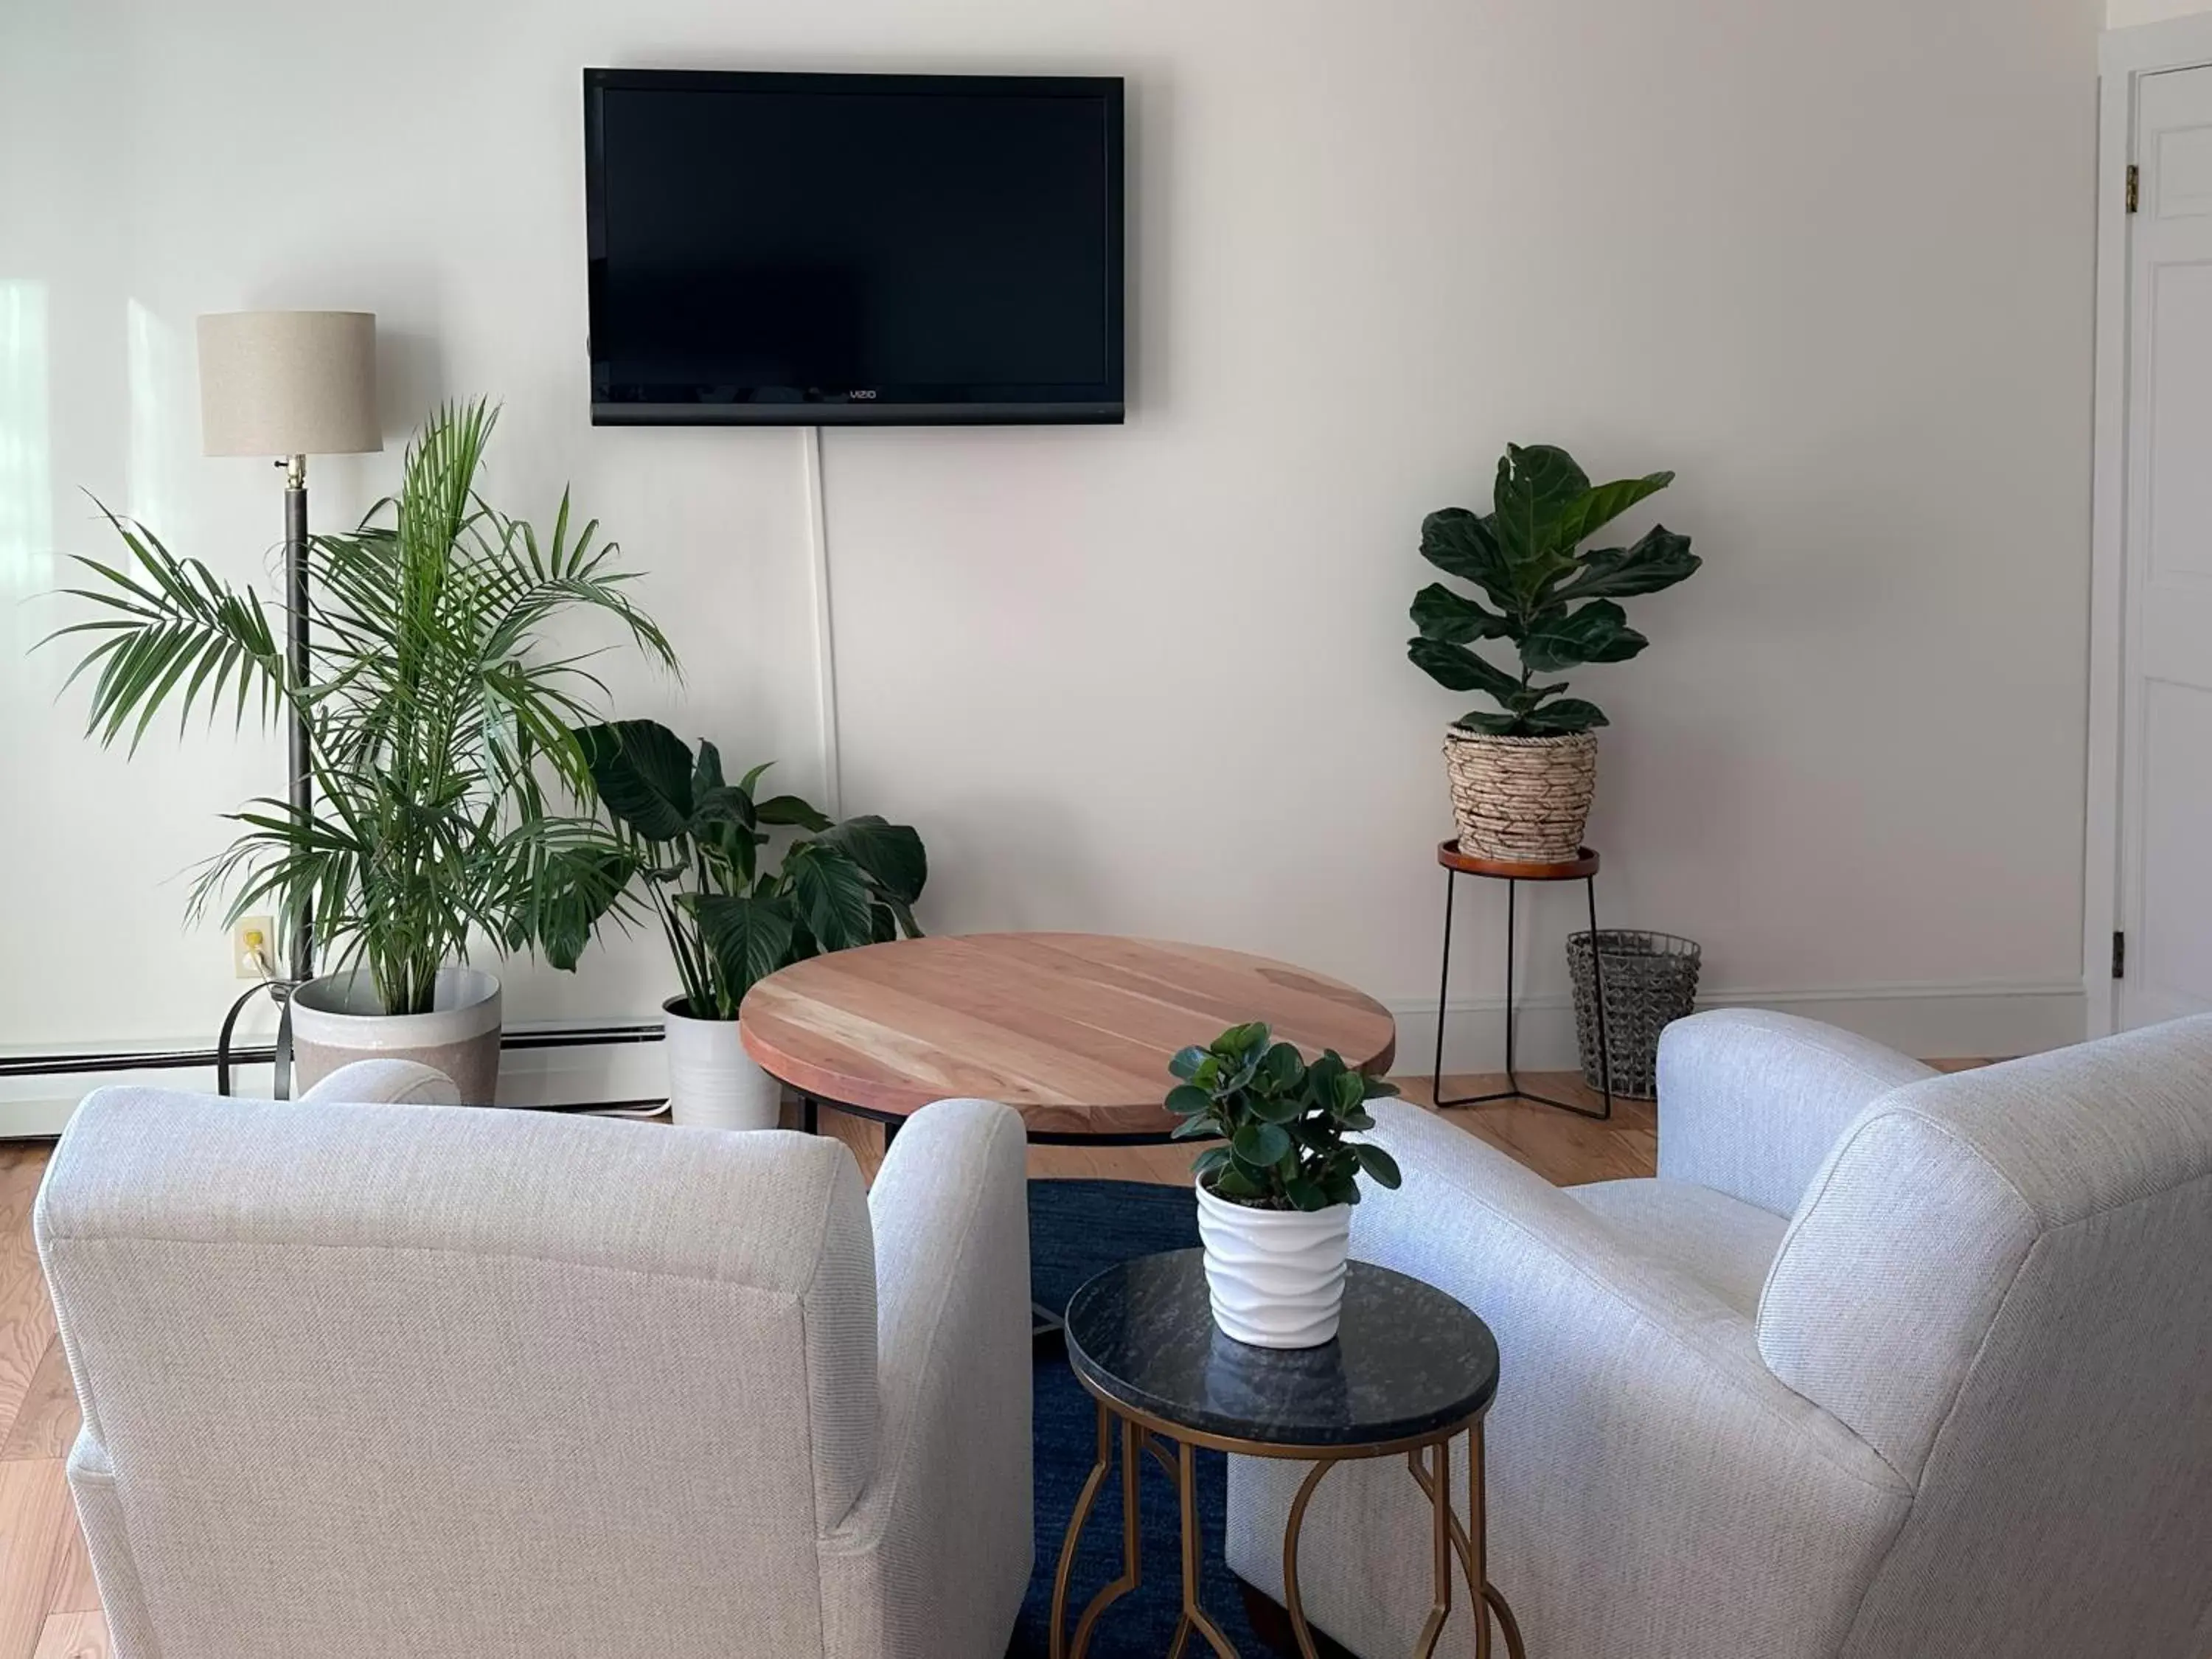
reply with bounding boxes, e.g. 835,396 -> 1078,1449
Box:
583,69 -> 1125,425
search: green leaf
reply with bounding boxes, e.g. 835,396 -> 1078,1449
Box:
754,793 -> 836,832
784,844 -> 876,951
1212,1164 -> 1265,1200
1284,1176 -> 1328,1212
692,893 -> 796,1006
1166,1083 -> 1214,1116
1192,1147 -> 1233,1180
1549,472 -> 1674,552
1352,1142 -> 1404,1189
1517,698 -> 1609,734
529,842 -> 635,972
692,785 -> 757,834
816,815 -> 927,905
1331,1068 -> 1364,1112
1506,678 -> 1573,716
1171,1116 -> 1217,1141
1409,582 -> 1512,644
574,720 -> 695,841
1407,637 -> 1522,703
1418,509 -> 1515,611
1551,524 -> 1701,602
1490,445 -> 1591,578
1217,1021 -> 1271,1057
1259,1040 -> 1304,1089
1169,1045 -> 1209,1082
692,739 -> 726,799
1233,1121 -> 1292,1166
1451,709 -> 1524,736
1520,600 -> 1648,674
1248,1091 -> 1304,1125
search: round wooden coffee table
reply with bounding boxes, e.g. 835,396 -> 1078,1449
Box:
738,932 -> 1396,1146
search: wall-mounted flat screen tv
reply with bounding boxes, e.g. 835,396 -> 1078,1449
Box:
583,69 -> 1125,425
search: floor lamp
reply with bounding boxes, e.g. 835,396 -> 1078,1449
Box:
196,310 -> 379,1089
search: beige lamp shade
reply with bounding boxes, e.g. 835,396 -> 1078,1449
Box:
196,310 -> 381,458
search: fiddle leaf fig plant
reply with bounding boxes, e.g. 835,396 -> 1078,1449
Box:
1166,1022 -> 1402,1211
563,718 -> 926,1020
1407,443 -> 1700,736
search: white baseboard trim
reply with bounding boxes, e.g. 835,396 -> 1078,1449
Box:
3,980 -> 2088,1139
1396,979 -> 2088,1079
0,1024 -> 674,1139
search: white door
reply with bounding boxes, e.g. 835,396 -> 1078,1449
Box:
2120,64 -> 2212,1029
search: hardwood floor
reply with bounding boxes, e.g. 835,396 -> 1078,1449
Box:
0,1061 -> 1982,1655
0,1144 -> 98,1659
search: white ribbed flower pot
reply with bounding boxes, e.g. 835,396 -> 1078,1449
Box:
663,998 -> 783,1131
1195,1180 -> 1352,1349
291,966 -> 502,1105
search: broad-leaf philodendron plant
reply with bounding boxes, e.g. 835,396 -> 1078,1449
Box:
46,400 -> 675,1015
1407,443 -> 1700,736
1166,1023 -> 1402,1211
567,719 -> 927,1020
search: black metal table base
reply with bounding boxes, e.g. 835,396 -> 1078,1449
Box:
1432,866 -> 1615,1121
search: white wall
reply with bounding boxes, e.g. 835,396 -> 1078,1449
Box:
0,0 -> 2104,1106
2110,0 -> 2212,29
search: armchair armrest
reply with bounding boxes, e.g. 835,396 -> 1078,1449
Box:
818,1098 -> 1032,1659
1228,1100 -> 1910,1659
1657,1009 -> 1933,1217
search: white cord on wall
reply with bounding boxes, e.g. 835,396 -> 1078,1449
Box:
801,424 -> 843,819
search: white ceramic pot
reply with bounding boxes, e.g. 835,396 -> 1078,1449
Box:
663,998 -> 784,1131
1195,1179 -> 1353,1349
291,966 -> 502,1105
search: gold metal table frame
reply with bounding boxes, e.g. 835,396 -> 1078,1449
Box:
1049,1390 -> 1528,1659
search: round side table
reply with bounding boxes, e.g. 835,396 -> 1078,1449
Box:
1431,840 -> 1613,1120
1051,1250 -> 1526,1659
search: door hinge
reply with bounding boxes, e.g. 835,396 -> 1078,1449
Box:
2113,930 -> 2127,980
2127,164 -> 2140,214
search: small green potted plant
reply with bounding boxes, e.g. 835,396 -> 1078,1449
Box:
1407,442 -> 1700,863
1166,1023 -> 1402,1348
564,719 -> 926,1130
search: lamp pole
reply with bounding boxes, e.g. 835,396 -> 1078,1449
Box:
282,452 -> 313,984
196,309 -> 378,1094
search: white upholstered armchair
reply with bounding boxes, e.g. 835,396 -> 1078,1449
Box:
1230,1009 -> 2212,1658
35,1077 -> 1034,1659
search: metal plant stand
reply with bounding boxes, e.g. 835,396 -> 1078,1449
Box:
1430,840 -> 1613,1121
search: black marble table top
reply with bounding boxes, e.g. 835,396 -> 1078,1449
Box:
1062,1249 -> 1500,1450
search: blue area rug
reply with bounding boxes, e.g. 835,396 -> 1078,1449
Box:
1012,1179 -> 1269,1656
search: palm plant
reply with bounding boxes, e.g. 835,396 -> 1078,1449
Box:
568,719 -> 927,1020
46,399 -> 675,1015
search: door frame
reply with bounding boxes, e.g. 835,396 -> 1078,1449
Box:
2087,14 -> 2212,1036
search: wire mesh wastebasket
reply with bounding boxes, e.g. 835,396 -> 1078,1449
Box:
1567,931 -> 1702,1100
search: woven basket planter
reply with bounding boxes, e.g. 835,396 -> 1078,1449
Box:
1567,931 -> 1703,1099
1443,728 -> 1598,863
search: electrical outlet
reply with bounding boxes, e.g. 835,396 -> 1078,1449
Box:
233,917 -> 276,980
